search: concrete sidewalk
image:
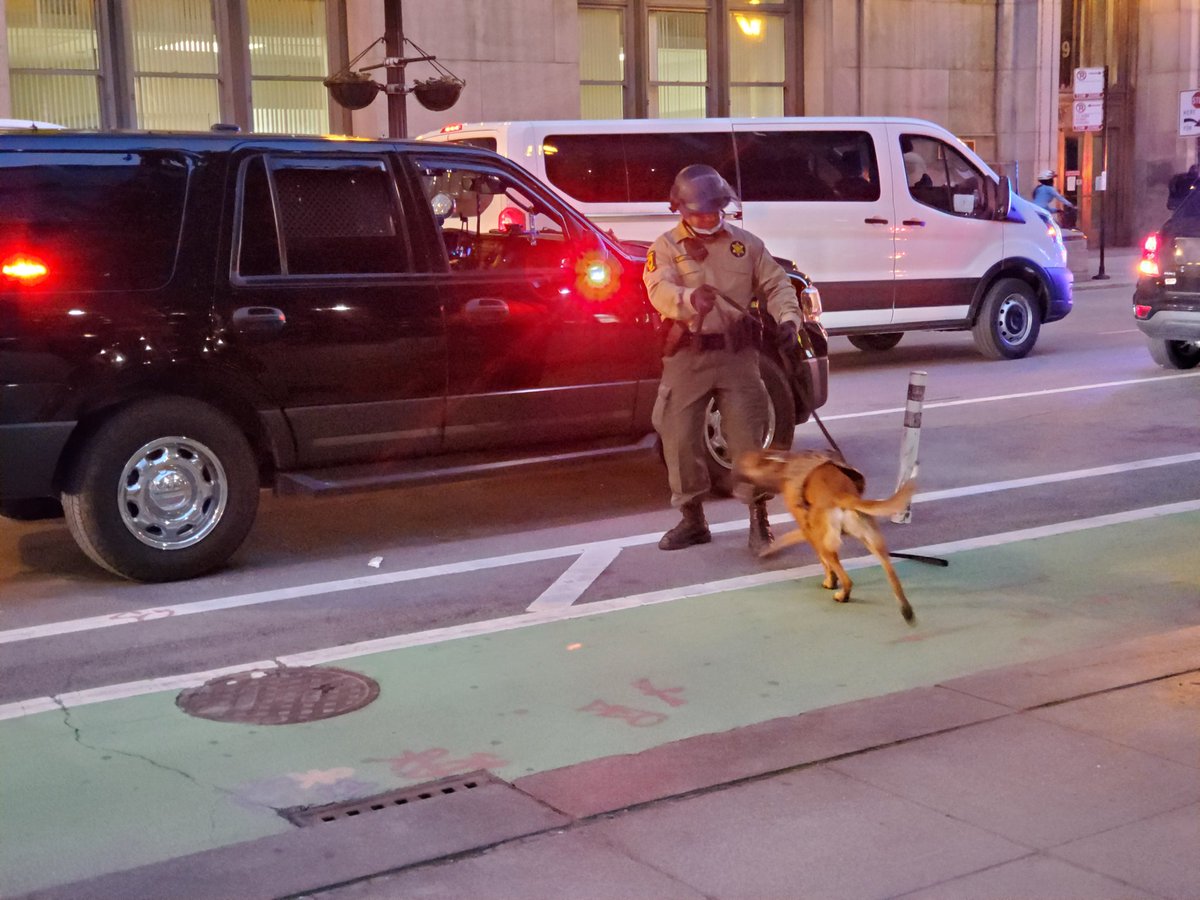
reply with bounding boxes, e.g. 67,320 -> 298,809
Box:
31,624 -> 1199,900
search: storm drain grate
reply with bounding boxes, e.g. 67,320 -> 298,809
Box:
282,770 -> 500,826
176,666 -> 379,725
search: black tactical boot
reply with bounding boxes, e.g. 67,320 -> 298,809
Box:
748,500 -> 774,555
658,501 -> 711,550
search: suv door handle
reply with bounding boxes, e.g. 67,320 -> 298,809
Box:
462,297 -> 509,324
232,306 -> 286,336
902,218 -> 927,227
864,216 -> 889,225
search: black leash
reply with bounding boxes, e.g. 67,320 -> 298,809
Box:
779,337 -> 949,569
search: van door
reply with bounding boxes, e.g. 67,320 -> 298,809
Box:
734,124 -> 896,329
409,154 -> 656,451
217,151 -> 446,467
888,126 -> 1002,325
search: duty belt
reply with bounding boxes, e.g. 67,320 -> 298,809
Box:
680,332 -> 728,351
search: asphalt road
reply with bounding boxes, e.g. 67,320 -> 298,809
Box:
2,252 -> 1197,711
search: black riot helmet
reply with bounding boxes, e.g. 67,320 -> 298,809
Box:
668,164 -> 736,215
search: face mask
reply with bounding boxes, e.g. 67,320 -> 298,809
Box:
686,212 -> 724,236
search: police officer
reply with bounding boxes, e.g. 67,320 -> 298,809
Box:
644,164 -> 804,553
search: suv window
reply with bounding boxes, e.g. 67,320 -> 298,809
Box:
0,150 -> 189,291
235,154 -> 411,278
736,130 -> 881,202
902,134 -> 990,219
1172,186 -> 1200,222
542,132 -> 737,204
416,160 -> 571,273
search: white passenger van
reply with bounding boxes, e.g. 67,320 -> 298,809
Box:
418,117 -> 1073,359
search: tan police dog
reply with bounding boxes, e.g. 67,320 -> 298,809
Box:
736,449 -> 917,623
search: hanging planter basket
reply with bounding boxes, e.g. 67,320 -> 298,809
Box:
323,71 -> 381,111
412,76 -> 465,112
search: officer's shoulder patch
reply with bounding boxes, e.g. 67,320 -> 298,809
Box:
645,249 -> 657,272
730,240 -> 747,258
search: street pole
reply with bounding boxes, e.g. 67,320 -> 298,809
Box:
383,0 -> 407,138
1093,65 -> 1110,281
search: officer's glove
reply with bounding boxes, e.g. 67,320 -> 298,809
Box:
776,319 -> 800,353
691,284 -> 718,317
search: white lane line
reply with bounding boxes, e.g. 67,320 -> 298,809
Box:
5,451 -> 1200,648
0,660 -> 277,722
820,371 -> 1200,421
526,544 -> 623,611
5,499 -> 1197,722
911,452 -> 1200,503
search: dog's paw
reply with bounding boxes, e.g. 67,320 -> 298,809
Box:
822,576 -> 837,590
833,590 -> 850,603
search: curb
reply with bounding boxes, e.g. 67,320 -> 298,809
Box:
27,624 -> 1200,900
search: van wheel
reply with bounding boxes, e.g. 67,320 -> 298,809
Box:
848,332 -> 903,352
1147,338 -> 1200,369
61,398 -> 259,582
704,355 -> 796,497
973,278 -> 1041,359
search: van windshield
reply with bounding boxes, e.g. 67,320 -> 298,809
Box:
0,150 -> 189,291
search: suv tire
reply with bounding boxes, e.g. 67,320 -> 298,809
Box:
61,398 -> 259,582
848,332 -> 903,352
705,354 -> 796,496
973,278 -> 1041,359
1147,338 -> 1200,370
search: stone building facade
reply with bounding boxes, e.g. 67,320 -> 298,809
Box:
3,0 -> 1199,245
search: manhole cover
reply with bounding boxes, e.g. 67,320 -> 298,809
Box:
176,666 -> 379,725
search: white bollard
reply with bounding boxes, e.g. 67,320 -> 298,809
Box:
892,370 -> 927,524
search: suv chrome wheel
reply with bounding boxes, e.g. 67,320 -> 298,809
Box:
119,436 -> 228,549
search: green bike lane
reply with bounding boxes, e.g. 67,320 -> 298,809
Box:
3,507 -> 1199,896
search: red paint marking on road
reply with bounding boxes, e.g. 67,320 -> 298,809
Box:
633,677 -> 687,707
577,699 -> 668,727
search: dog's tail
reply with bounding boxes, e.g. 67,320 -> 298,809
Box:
845,479 -> 916,517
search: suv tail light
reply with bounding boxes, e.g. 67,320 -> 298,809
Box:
1138,232 -> 1161,277
2,253 -> 49,285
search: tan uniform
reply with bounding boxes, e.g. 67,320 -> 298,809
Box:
643,221 -> 801,507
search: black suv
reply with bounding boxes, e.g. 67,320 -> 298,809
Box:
0,130 -> 827,581
1134,187 -> 1200,368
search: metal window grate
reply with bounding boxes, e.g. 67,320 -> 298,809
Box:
281,770 -> 501,827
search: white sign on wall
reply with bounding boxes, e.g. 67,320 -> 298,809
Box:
1180,89 -> 1200,137
1073,99 -> 1104,132
1073,67 -> 1106,99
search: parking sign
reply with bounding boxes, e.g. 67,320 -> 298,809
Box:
1073,99 -> 1104,132
1180,89 -> 1200,137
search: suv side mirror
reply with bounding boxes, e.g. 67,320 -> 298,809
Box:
993,175 -> 1012,220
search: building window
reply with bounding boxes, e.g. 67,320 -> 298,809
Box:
578,6 -> 625,118
130,0 -> 221,131
6,0 -> 102,128
728,8 -> 784,117
248,0 -> 330,134
5,0 -> 338,132
577,1 -> 795,120
648,10 -> 706,118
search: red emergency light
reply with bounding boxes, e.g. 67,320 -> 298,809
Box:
440,123 -> 464,134
2,253 -> 49,285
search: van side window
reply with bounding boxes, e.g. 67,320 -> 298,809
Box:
236,155 -> 411,278
542,132 -> 736,204
901,135 -> 990,219
416,162 -> 571,273
0,150 -> 189,291
737,131 -> 880,202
